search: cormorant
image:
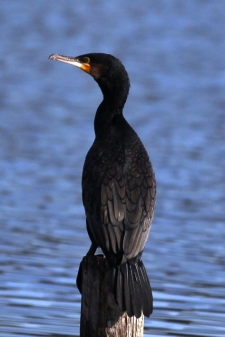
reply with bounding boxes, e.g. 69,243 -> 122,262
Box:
49,53 -> 156,318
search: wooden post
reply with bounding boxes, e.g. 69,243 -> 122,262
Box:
80,255 -> 144,337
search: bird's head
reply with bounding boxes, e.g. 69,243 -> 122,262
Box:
49,53 -> 130,103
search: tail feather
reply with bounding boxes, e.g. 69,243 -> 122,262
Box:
116,266 -> 123,310
129,263 -> 142,318
137,260 -> 153,317
112,259 -> 153,318
123,263 -> 132,317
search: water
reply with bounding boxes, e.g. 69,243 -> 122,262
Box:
0,1 -> 225,336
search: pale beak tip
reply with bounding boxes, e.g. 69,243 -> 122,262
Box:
49,54 -> 58,61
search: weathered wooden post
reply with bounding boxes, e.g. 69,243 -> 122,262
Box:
80,255 -> 144,337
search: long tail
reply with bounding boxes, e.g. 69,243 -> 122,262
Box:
76,256 -> 153,318
111,259 -> 153,318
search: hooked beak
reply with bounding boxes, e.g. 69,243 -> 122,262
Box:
48,54 -> 91,74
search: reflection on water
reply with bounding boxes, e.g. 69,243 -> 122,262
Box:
1,0 -> 225,336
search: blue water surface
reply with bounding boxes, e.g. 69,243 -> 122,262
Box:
0,1 -> 225,336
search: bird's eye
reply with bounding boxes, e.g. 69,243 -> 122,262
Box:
79,57 -> 90,64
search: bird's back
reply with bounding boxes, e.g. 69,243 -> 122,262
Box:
82,116 -> 156,265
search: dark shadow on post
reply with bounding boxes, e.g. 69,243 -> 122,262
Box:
79,255 -> 144,337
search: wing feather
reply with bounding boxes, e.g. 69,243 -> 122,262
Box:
82,137 -> 156,260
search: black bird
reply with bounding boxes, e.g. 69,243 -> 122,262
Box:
49,53 -> 156,318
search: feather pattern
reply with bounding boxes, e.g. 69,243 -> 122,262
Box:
82,122 -> 156,317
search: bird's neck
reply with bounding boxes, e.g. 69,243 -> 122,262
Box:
94,100 -> 122,136
94,84 -> 129,137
